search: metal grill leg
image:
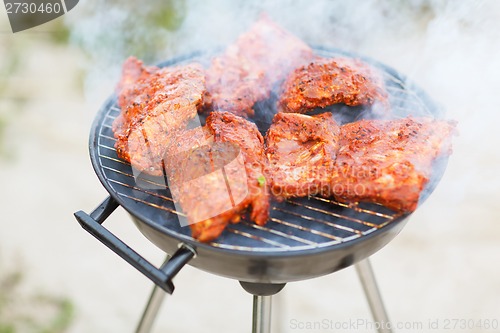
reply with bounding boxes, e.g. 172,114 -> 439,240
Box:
355,258 -> 393,333
252,295 -> 272,333
135,285 -> 166,333
135,256 -> 170,333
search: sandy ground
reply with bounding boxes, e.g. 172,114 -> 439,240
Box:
1,2 -> 500,333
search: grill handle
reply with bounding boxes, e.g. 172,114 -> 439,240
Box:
74,196 -> 196,294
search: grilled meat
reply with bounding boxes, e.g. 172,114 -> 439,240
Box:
112,57 -> 206,176
265,113 -> 454,212
331,117 -> 456,212
265,112 -> 340,199
164,126 -> 243,242
205,15 -> 313,117
277,57 -> 388,115
165,111 -> 269,242
116,56 -> 160,108
207,111 -> 270,226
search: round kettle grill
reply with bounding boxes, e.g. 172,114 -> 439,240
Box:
74,47 -> 446,333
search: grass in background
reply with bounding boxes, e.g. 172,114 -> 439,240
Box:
0,266 -> 74,333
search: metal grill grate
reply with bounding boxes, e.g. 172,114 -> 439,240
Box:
93,48 -> 434,253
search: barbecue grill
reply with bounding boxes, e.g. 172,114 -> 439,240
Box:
74,47 -> 446,333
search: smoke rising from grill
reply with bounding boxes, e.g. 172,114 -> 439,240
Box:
68,0 -> 500,207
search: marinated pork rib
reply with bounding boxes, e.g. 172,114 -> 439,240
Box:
265,112 -> 340,199
207,111 -> 270,226
112,57 -> 206,176
165,111 -> 270,242
331,117 -> 456,212
277,57 -> 389,115
115,56 -> 160,108
205,15 -> 313,117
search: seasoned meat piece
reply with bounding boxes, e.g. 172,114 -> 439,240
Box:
278,57 -> 389,115
165,111 -> 269,242
331,117 -> 456,212
207,111 -> 270,227
265,112 -> 340,199
116,56 -> 160,107
164,126 -> 244,242
206,15 -> 313,117
112,58 -> 206,176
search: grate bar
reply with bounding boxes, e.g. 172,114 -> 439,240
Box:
208,242 -> 287,252
273,207 -> 361,236
285,200 -> 379,228
105,114 -> 117,121
99,133 -> 117,141
270,217 -> 342,241
98,153 -> 130,166
241,221 -> 318,245
226,227 -> 290,248
311,197 -> 396,219
100,163 -> 168,189
108,178 -> 173,203
118,192 -> 186,217
98,143 -> 117,152
101,164 -> 136,179
362,220 -> 393,234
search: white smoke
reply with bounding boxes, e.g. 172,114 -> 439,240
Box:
67,0 -> 500,199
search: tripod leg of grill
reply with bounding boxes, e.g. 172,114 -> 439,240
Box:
252,295 -> 272,333
135,284 -> 167,333
355,258 -> 392,333
135,255 -> 171,333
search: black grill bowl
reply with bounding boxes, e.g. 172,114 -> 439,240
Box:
131,212 -> 408,283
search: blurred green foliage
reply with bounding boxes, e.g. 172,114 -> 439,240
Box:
149,0 -> 186,31
0,266 -> 74,333
71,0 -> 187,64
49,19 -> 71,45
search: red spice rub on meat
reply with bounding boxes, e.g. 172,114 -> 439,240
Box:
165,111 -> 270,242
205,15 -> 314,117
112,56 -> 206,176
265,112 -> 340,199
331,117 -> 456,212
115,56 -> 160,106
278,57 -> 389,114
